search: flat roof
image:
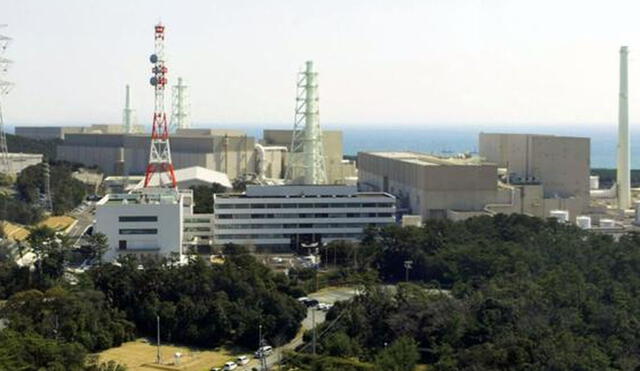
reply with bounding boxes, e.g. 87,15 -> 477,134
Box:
362,151 -> 491,166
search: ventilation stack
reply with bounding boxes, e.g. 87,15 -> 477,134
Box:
617,46 -> 631,210
285,61 -> 327,185
170,77 -> 190,132
122,84 -> 135,134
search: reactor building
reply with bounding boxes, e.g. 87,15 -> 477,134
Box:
359,133 -> 590,221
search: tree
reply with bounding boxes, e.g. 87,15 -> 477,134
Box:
374,337 -> 419,371
84,232 -> 109,264
27,225 -> 70,285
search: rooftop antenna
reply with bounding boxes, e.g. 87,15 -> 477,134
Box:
170,77 -> 190,132
0,25 -> 13,176
618,46 -> 631,210
285,61 -> 326,184
143,23 -> 177,189
123,84 -> 135,134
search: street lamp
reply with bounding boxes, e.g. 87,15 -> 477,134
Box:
403,260 -> 413,282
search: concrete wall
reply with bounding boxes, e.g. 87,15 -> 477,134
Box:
15,126 -> 81,140
479,133 -> 590,212
57,133 -> 257,179
358,152 -> 499,219
263,129 -> 351,184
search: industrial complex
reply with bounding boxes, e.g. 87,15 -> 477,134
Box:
2,23 -> 640,265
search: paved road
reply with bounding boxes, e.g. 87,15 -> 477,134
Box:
67,202 -> 96,248
247,286 -> 359,370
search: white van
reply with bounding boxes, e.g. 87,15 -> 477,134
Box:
236,355 -> 249,365
255,345 -> 273,358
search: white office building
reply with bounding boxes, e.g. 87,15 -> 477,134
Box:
95,189 -> 185,262
213,185 -> 396,249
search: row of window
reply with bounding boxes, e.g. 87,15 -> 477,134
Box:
217,232 -> 362,240
184,226 -> 212,232
217,212 -> 394,219
215,202 -> 394,209
216,223 -> 387,230
119,228 -> 158,235
184,218 -> 211,224
119,216 -> 158,222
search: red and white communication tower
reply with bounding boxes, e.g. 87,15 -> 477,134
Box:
144,23 -> 177,189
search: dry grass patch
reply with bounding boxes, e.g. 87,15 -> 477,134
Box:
97,339 -> 238,371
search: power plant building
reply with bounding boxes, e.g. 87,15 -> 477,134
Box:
57,129 -> 258,179
95,190 -> 186,262
212,185 -> 396,249
358,152 -> 499,219
359,133 -> 589,221
479,133 -> 590,217
262,129 -> 356,184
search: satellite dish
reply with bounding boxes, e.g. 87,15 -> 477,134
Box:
150,77 -> 157,86
149,54 -> 158,63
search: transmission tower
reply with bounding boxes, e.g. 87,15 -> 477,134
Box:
170,77 -> 190,132
0,25 -> 13,176
42,162 -> 53,213
143,23 -> 177,189
285,61 -> 326,185
122,84 -> 136,134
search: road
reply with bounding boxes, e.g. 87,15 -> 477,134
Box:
248,286 -> 359,370
67,202 -> 96,248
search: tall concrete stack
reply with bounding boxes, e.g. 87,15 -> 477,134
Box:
618,46 -> 631,210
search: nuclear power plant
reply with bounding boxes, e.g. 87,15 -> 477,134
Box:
9,23 -> 640,261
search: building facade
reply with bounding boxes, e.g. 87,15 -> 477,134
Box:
95,190 -> 185,262
262,129 -> 356,184
213,185 -> 396,249
358,151 -> 499,219
479,133 -> 590,219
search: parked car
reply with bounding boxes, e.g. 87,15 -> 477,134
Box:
318,303 -> 333,311
223,361 -> 237,370
296,297 -> 319,307
236,355 -> 249,365
210,367 -> 221,371
255,345 -> 273,358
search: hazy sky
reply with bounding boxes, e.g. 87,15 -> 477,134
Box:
2,0 -> 640,128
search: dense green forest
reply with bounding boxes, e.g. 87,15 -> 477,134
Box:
4,215 -> 640,370
6,133 -> 60,160
89,246 -> 307,348
296,215 -> 640,370
0,233 -> 307,369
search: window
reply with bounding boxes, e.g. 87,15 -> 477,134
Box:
217,214 -> 233,219
119,216 -> 157,222
283,204 -> 297,209
184,227 -> 211,232
119,228 -> 158,235
118,240 -> 127,250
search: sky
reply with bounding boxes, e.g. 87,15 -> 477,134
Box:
2,0 -> 640,128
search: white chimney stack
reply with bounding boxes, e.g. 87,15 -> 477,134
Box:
618,46 -> 631,210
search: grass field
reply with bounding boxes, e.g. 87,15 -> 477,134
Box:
97,339 -> 244,371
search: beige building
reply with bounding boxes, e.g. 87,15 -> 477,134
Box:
358,152 -> 499,219
262,129 -> 356,184
57,129 -> 257,179
359,132 -> 590,222
16,124 -> 144,140
479,133 -> 590,219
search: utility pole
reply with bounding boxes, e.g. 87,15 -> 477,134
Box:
404,260 -> 413,282
312,308 -> 317,355
156,315 -> 161,364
